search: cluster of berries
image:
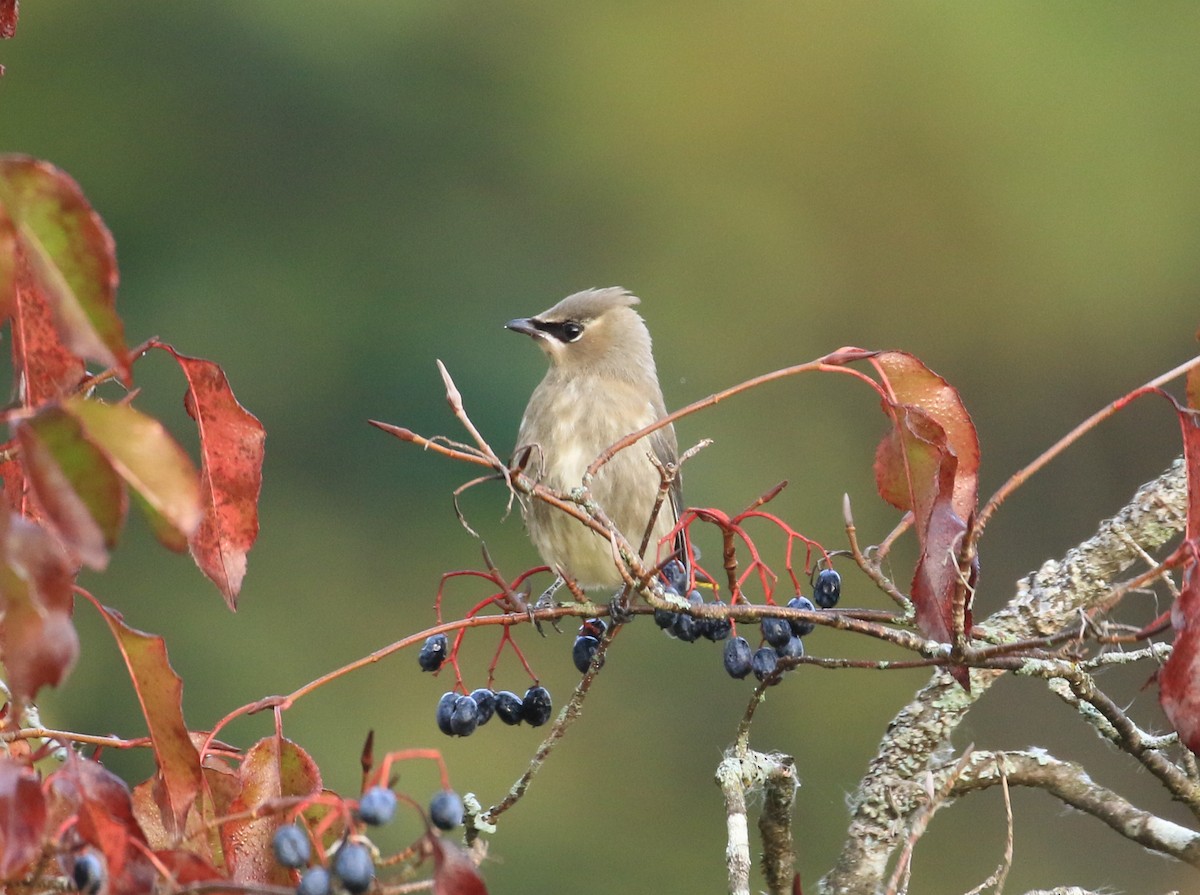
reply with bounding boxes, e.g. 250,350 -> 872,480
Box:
651,561 -> 733,643
647,562 -> 842,682
272,825 -> 371,895
434,685 -> 553,736
419,633 -> 554,735
722,568 -> 841,682
270,786 -> 465,894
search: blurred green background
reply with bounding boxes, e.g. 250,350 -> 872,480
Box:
5,3 -> 1200,892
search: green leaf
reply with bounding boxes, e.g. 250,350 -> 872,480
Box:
17,406 -> 126,569
63,397 -> 202,546
0,155 -> 129,380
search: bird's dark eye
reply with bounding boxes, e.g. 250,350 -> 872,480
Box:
561,321 -> 584,342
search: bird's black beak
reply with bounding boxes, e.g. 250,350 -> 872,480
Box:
505,317 -> 540,337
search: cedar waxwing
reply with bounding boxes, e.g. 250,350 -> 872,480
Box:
506,287 -> 681,592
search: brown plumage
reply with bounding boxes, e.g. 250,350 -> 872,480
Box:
506,287 -> 681,590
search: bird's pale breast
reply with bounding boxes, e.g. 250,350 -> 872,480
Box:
518,375 -> 674,588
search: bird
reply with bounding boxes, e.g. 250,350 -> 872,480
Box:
506,287 -> 683,594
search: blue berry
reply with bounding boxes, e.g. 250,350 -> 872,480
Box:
776,635 -> 805,661
494,690 -> 524,725
521,685 -> 553,726
435,692 -> 457,736
752,646 -> 780,682
573,635 -> 603,673
723,636 -> 753,679
331,842 -> 374,895
671,610 -> 700,642
469,688 -> 496,725
813,568 -> 842,609
418,633 -> 448,672
702,600 -> 732,641
450,694 -> 479,736
761,616 -> 792,649
272,823 -> 311,868
71,851 -> 106,895
430,789 -> 465,830
654,606 -> 679,630
296,866 -> 332,895
357,786 -> 397,826
660,559 -> 688,594
786,596 -> 816,636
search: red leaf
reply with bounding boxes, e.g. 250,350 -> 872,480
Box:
1161,567 -> 1200,754
221,736 -> 321,884
95,604 -> 203,839
159,347 -> 264,608
48,756 -> 154,895
872,352 -> 979,520
133,746 -> 242,862
0,758 -> 45,878
11,254 -> 86,406
1157,394 -> 1200,753
0,453 -> 25,513
152,850 -> 223,885
17,406 -> 126,569
0,156 -> 129,381
867,352 -> 980,688
0,508 -> 79,704
430,835 -> 489,895
63,397 -> 202,549
0,0 -> 16,40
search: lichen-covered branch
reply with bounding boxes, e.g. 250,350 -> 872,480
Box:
820,458 -> 1189,895
953,749 -> 1200,868
716,749 -> 797,895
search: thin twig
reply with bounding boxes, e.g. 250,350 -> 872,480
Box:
969,353 -> 1200,549
844,493 -> 911,611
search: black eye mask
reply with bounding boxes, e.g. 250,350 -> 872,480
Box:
535,319 -> 585,343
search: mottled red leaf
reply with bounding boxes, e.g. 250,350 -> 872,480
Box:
0,508 -> 79,703
63,397 -> 202,549
430,834 -> 489,895
11,255 -> 86,406
0,155 -> 128,380
0,0 -> 16,39
0,453 -> 28,522
134,745 -> 241,867
221,736 -> 321,884
17,407 -> 125,569
0,758 -> 45,878
48,756 -> 155,895
160,347 -> 264,608
1157,393 -> 1200,753
152,850 -> 223,885
96,604 -> 202,838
